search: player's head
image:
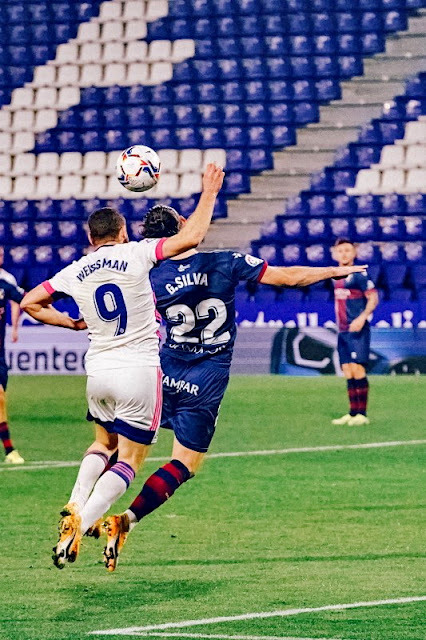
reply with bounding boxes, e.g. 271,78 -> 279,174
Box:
88,207 -> 128,246
333,238 -> 357,266
142,205 -> 185,238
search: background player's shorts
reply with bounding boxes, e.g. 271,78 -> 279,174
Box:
337,325 -> 370,366
86,365 -> 162,445
161,352 -> 230,453
0,359 -> 8,390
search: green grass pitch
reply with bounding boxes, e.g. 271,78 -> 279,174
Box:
1,375 -> 425,640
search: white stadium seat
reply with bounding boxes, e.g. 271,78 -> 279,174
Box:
178,173 -> 202,197
125,41 -> 148,62
376,144 -> 405,169
12,153 -> 36,177
0,111 -> 11,130
100,21 -> 124,42
103,62 -> 126,86
77,22 -> 101,43
34,109 -> 57,133
102,42 -> 125,63
11,110 -> 34,132
34,87 -> 57,108
81,152 -> 107,176
148,41 -> 172,62
150,173 -> 179,198
57,87 -> 80,110
57,64 -> 80,87
126,63 -> 149,85
148,62 -> 173,85
98,2 -> 122,21
54,42 -> 79,66
0,177 -> 12,197
145,0 -> 169,21
171,40 -> 196,62
36,153 -> 60,176
347,169 -> 380,195
84,175 -> 107,197
178,149 -> 203,173
60,175 -> 83,198
402,121 -> 426,144
379,168 -> 405,193
124,21 -> 147,41
12,132 -> 35,154
36,175 -> 59,198
123,1 -> 145,19
204,148 -> 227,168
107,151 -> 120,176
8,88 -> 34,110
0,133 -> 12,150
0,155 -> 12,174
403,168 -> 426,193
105,175 -> 124,198
32,65 -> 56,88
80,64 -> 103,87
159,150 -> 178,173
79,43 -> 102,64
13,176 -> 36,199
403,145 -> 426,169
59,152 -> 83,175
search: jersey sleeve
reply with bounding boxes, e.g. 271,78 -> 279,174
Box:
135,238 -> 168,268
357,271 -> 377,293
5,281 -> 24,304
43,264 -> 75,297
229,252 -> 268,284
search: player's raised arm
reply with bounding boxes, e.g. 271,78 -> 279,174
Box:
259,264 -> 369,287
20,284 -> 85,331
160,163 -> 224,259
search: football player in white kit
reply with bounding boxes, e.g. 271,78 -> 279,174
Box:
20,163 -> 224,568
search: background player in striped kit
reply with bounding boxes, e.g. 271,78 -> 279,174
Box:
102,206 -> 370,571
331,238 -> 379,427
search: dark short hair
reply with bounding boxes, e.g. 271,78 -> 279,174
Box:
142,204 -> 181,238
334,237 -> 355,247
88,207 -> 126,242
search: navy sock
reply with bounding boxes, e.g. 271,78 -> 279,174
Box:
347,379 -> 358,416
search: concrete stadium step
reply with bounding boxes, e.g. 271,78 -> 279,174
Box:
296,124 -> 360,147
318,102 -> 384,126
340,79 -> 405,104
227,196 -> 285,222
385,33 -> 426,56
272,148 -> 334,172
248,173 -> 311,197
364,54 -> 426,77
204,220 -> 265,250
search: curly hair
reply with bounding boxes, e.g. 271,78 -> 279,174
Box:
142,204 -> 181,238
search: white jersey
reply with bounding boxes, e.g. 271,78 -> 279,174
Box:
44,239 -> 166,373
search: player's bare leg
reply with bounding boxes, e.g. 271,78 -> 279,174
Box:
0,386 -> 24,464
105,438 -> 201,572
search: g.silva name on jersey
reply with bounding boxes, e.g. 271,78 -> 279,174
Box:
165,272 -> 208,295
76,258 -> 128,282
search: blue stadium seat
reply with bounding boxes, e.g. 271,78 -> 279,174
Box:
314,34 -> 337,54
380,217 -> 404,241
382,193 -> 406,215
34,199 -> 57,221
332,194 -> 357,216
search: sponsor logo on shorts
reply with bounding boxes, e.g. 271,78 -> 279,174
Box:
163,375 -> 199,396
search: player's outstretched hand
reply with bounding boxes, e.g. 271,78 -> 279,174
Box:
333,264 -> 368,280
202,162 -> 225,195
71,318 -> 88,331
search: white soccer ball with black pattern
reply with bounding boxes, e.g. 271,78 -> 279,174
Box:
116,145 -> 161,192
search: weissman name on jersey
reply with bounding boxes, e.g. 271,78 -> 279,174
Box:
76,258 -> 129,282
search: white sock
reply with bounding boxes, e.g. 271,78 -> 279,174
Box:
125,509 -> 138,532
69,450 -> 109,511
80,462 -> 135,535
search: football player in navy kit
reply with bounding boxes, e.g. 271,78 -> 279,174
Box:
332,238 -> 379,426
102,208 -> 369,571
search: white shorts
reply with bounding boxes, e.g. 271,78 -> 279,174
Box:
86,365 -> 162,445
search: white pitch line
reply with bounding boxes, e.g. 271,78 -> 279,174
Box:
2,439 -> 426,473
133,634 -> 343,640
89,596 -> 426,635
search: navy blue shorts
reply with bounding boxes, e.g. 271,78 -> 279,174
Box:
160,352 -> 230,453
0,360 -> 8,390
337,326 -> 370,366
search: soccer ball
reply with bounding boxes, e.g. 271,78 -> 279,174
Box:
116,145 -> 161,192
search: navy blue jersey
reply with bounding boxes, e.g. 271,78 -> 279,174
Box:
151,251 -> 267,364
0,278 -> 24,360
333,271 -> 377,332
